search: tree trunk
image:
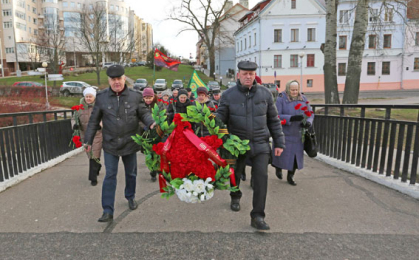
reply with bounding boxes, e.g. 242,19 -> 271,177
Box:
96,51 -> 101,86
323,0 -> 340,104
342,0 -> 369,104
209,46 -> 215,80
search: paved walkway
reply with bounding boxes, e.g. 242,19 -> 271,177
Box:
0,151 -> 418,259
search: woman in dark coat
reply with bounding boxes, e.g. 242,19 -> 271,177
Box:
167,89 -> 192,125
272,80 -> 314,186
194,87 -> 215,137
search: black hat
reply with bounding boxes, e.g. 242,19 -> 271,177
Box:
178,89 -> 188,97
186,87 -> 192,92
237,61 -> 258,71
212,89 -> 221,94
196,87 -> 208,95
106,64 -> 125,78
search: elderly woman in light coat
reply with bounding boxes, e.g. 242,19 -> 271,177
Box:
73,87 -> 103,186
272,80 -> 314,186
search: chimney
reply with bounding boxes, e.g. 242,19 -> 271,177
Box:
239,0 -> 249,9
224,1 -> 233,13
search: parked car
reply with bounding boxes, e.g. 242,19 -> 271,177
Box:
12,81 -> 51,95
171,79 -> 184,90
153,79 -> 167,91
133,78 -> 148,91
102,62 -> 115,69
227,81 -> 236,88
60,81 -> 97,97
207,81 -> 221,94
136,61 -> 146,66
262,83 -> 278,99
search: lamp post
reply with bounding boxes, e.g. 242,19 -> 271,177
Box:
42,62 -> 50,109
298,51 -> 305,93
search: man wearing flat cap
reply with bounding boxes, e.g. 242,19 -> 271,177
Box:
216,60 -> 285,230
84,64 -> 155,223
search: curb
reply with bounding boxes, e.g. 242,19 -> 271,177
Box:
315,154 -> 419,200
0,148 -> 83,193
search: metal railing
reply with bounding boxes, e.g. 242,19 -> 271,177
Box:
0,110 -> 74,182
311,104 -> 419,184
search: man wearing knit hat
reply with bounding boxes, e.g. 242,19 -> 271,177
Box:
84,64 -> 155,223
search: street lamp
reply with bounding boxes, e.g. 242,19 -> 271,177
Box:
42,62 -> 50,109
298,51 -> 305,93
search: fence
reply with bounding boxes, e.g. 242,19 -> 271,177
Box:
0,110 -> 74,182
311,104 -> 419,184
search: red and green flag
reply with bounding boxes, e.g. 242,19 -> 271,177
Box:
154,48 -> 181,71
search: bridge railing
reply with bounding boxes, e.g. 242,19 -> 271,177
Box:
0,110 -> 74,183
311,104 -> 419,184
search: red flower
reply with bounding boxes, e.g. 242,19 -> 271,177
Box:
304,111 -> 312,117
71,104 -> 84,111
306,101 -> 310,104
301,106 -> 308,111
281,119 -> 286,125
79,104 -> 84,110
209,107 -> 216,112
72,135 -> 81,143
75,141 -> 82,148
294,104 -> 302,110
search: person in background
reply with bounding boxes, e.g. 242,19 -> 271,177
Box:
141,87 -> 165,182
272,80 -> 314,186
159,90 -> 171,110
157,91 -> 162,100
195,87 -> 215,137
216,61 -> 285,231
170,88 -> 179,104
72,87 -> 102,186
210,89 -> 221,109
84,65 -> 155,223
167,89 -> 192,125
186,87 -> 195,101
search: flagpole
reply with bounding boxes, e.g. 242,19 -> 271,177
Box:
153,49 -> 156,90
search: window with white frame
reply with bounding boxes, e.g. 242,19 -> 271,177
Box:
16,22 -> 26,31
368,35 -> 376,49
307,54 -> 315,67
71,2 -> 75,8
254,32 -> 257,46
2,0 -> 10,3
290,55 -> 298,67
415,32 -> 419,46
6,47 -> 14,53
338,63 -> 346,76
369,9 -> 379,23
274,55 -> 282,68
2,9 -> 11,16
17,0 -> 25,8
307,28 -> 316,42
382,62 -> 390,75
3,21 -> 12,28
245,38 -> 247,49
274,29 -> 282,42
33,7 -> 36,14
307,79 -> 313,87
291,0 -> 296,9
414,58 -> 419,70
384,7 -> 393,22
63,2 -> 68,7
383,34 -> 391,48
339,35 -> 347,49
291,29 -> 299,42
15,11 -> 26,20
339,10 -> 350,24
367,62 -> 375,75
249,35 -> 251,48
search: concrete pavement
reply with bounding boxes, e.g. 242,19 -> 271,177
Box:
0,151 -> 418,259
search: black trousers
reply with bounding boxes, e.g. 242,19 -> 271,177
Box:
89,159 -> 101,182
231,152 -> 270,218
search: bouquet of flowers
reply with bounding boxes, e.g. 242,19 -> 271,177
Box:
132,102 -> 250,203
294,102 -> 313,143
69,104 -> 84,148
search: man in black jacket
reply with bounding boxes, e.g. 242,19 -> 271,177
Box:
84,65 -> 155,223
217,61 -> 285,230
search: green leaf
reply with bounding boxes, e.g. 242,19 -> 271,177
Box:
196,101 -> 202,111
210,119 -> 215,128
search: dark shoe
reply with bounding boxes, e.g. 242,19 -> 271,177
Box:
275,168 -> 283,179
251,216 -> 270,230
287,172 -> 297,186
151,176 -> 157,182
98,213 -> 113,222
128,199 -> 138,210
241,174 -> 246,181
230,198 -> 240,212
91,180 -> 98,186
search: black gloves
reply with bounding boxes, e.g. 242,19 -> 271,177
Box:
300,121 -> 311,128
72,124 -> 79,130
290,115 -> 304,122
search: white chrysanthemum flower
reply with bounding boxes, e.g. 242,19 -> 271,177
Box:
206,189 -> 215,200
182,179 -> 194,192
206,183 -> 214,190
189,194 -> 199,203
205,177 -> 212,183
193,179 -> 206,194
175,189 -> 188,202
200,194 -> 206,201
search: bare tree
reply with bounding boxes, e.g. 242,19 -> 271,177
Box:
169,0 -> 229,77
323,0 -> 340,104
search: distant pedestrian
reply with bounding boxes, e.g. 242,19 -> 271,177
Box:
84,65 -> 155,223
210,89 -> 221,109
167,89 -> 192,125
272,80 -> 314,186
186,87 -> 195,101
169,89 -> 179,104
72,87 -> 102,186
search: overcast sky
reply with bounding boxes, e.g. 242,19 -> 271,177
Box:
126,0 -> 260,59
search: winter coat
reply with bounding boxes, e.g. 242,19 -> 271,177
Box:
271,91 -> 314,171
84,85 -> 154,157
139,95 -> 165,134
217,80 -> 285,156
194,99 -> 215,137
167,99 -> 192,125
73,98 -> 103,159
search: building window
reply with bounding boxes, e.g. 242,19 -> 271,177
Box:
274,29 -> 282,43
416,32 -> 419,46
307,54 -> 315,67
367,62 -> 375,75
290,55 -> 298,67
245,38 -> 247,49
368,35 -> 376,49
291,0 -> 296,9
89,4 -> 93,9
307,79 -> 313,88
249,35 -> 251,48
369,9 -> 378,23
63,2 -> 68,7
291,29 -> 299,42
382,62 -> 390,75
307,28 -> 316,42
33,18 -> 37,24
16,22 -> 26,31
384,7 -> 393,22
2,9 -> 11,16
17,0 -> 25,8
339,10 -> 350,24
2,0 -> 10,3
70,2 -> 75,8
15,11 -> 26,20
240,40 -> 242,51
110,5 -> 114,10
33,7 -> 36,14
339,35 -> 347,50
3,21 -> 12,28
78,3 -> 81,8
414,58 -> 419,70
338,63 -> 346,76
383,34 -> 391,48
274,55 -> 282,68
275,80 -> 280,88
6,47 -> 14,53
34,29 -> 38,35
116,6 -> 119,11
254,32 -> 256,46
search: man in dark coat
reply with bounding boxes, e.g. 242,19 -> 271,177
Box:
84,65 -> 155,223
217,61 -> 285,230
210,89 -> 221,110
